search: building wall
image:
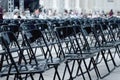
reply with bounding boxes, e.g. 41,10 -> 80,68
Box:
0,0 -> 8,11
40,0 -> 120,13
0,0 -> 119,13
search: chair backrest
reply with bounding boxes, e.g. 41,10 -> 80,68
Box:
20,23 -> 38,31
55,26 -> 74,39
1,24 -> 19,34
0,31 -> 17,46
55,26 -> 75,56
82,24 -> 93,35
99,20 -> 116,42
23,29 -> 55,61
0,31 -> 27,64
52,22 -> 61,28
0,32 -> 20,75
35,23 -> 48,31
109,22 -> 118,29
55,26 -> 83,55
24,29 -> 43,43
82,23 -> 101,47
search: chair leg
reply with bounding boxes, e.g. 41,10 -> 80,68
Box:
62,64 -> 67,80
14,74 -> 17,80
6,64 -> 12,80
70,60 -> 75,75
114,46 -> 120,67
30,73 -> 34,80
53,65 -> 61,80
65,61 -> 73,80
91,57 -> 100,80
83,59 -> 92,80
0,55 -> 4,71
76,60 -> 86,80
99,50 -> 115,79
13,74 -> 22,80
39,73 -> 44,80
101,50 -> 111,72
116,46 -> 120,58
108,49 -> 117,67
25,74 -> 28,80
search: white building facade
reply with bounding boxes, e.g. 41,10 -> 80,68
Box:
40,0 -> 120,13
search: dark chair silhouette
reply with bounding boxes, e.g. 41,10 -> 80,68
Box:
55,26 -> 100,80
0,31 -> 48,80
23,29 -> 65,80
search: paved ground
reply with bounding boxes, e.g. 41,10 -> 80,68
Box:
1,56 -> 120,80
1,48 -> 120,80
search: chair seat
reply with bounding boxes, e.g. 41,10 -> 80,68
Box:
0,60 -> 47,77
99,42 -> 118,50
112,40 -> 120,46
47,58 -> 64,65
101,40 -> 120,47
65,52 -> 96,60
8,46 -> 33,53
82,48 -> 101,54
65,47 -> 99,60
0,69 -> 45,77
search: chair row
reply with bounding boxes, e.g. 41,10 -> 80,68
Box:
0,17 -> 120,80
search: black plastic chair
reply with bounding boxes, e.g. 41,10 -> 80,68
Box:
23,29 -> 65,80
82,22 -> 116,79
55,26 -> 100,80
98,19 -> 120,67
0,31 -> 48,80
1,24 -> 19,37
